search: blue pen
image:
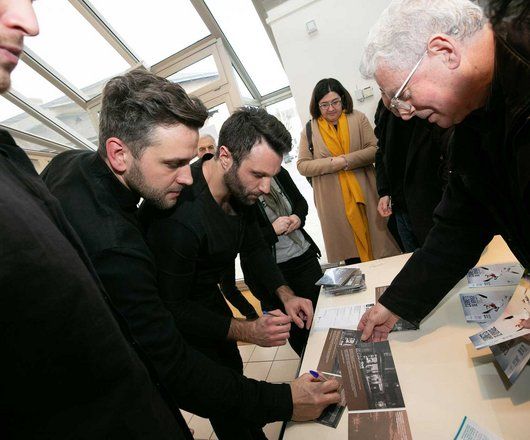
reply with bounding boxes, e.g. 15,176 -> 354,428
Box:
309,370 -> 328,382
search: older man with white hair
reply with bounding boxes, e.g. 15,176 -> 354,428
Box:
357,0 -> 530,341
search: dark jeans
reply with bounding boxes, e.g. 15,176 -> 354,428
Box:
245,248 -> 323,357
394,210 -> 419,253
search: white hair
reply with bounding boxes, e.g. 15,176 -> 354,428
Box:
360,0 -> 486,78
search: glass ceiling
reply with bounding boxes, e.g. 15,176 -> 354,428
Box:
89,0 -> 210,66
2,0 -> 292,154
205,0 -> 289,95
25,0 -> 130,93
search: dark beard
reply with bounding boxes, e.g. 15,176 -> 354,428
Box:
223,164 -> 255,206
125,161 -> 175,210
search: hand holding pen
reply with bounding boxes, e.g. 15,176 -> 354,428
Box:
250,309 -> 291,347
309,370 -> 328,382
290,371 -> 341,421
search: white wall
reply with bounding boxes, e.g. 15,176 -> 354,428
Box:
267,0 -> 389,130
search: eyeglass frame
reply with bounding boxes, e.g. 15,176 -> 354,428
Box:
318,97 -> 343,110
390,50 -> 427,113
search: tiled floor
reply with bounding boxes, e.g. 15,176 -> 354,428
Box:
182,343 -> 300,440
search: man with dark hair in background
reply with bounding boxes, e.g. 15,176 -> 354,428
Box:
374,98 -> 452,252
43,72 -> 340,439
142,107 -> 321,439
0,2 -> 188,438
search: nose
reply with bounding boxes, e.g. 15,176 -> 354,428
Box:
258,177 -> 271,195
3,0 -> 40,37
176,165 -> 193,187
396,104 -> 416,121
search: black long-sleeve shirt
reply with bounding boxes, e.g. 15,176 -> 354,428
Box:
1,132 -> 184,439
379,31 -> 530,326
141,156 -> 286,346
41,150 -> 293,425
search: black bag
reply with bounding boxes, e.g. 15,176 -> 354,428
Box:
305,120 -> 314,186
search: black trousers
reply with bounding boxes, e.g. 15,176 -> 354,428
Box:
245,248 -> 323,357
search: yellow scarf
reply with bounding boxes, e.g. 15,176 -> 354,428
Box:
317,112 -> 373,261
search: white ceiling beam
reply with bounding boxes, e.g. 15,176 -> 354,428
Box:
5,90 -> 97,150
21,48 -> 89,107
189,0 -> 262,100
1,125 -> 72,153
68,0 -> 145,68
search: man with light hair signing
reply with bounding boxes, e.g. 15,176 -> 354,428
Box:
357,0 -> 530,341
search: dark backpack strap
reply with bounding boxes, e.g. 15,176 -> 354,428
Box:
305,120 -> 314,156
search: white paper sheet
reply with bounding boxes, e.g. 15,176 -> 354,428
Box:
453,416 -> 502,440
313,303 -> 374,331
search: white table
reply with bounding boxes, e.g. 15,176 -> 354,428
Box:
283,236 -> 530,440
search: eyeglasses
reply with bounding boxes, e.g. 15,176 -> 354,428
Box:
390,51 -> 427,113
319,97 -> 342,110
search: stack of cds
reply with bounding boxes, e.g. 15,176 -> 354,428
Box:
316,267 -> 366,295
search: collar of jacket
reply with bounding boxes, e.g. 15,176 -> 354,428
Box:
92,152 -> 140,213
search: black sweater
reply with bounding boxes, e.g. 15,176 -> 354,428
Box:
42,150 -> 293,426
1,132 -> 183,439
140,157 -> 288,346
379,28 -> 530,327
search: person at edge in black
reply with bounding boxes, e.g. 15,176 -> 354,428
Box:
374,98 -> 452,252
140,107 -> 318,439
42,71 -> 341,439
357,0 -> 530,341
220,166 -> 323,357
1,2 -> 186,438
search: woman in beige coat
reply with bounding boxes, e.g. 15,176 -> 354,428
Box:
297,78 -> 400,264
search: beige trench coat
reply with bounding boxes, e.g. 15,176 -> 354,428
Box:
297,111 -> 400,263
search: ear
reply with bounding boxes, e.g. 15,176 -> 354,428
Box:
105,137 -> 131,175
218,145 -> 234,170
427,34 -> 461,70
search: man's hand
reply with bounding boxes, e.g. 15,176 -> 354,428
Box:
228,311 -> 291,346
290,373 -> 341,421
272,216 -> 291,235
516,317 -> 530,342
377,196 -> 392,217
250,310 -> 291,347
285,214 -> 301,234
277,286 -> 313,330
357,303 -> 399,341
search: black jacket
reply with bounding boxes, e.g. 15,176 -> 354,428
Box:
379,23 -> 530,326
374,101 -> 451,245
42,151 -> 293,426
0,132 -> 183,439
254,167 -> 321,258
140,157 -> 288,345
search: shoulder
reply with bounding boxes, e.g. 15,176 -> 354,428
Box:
0,130 -> 39,176
348,110 -> 369,123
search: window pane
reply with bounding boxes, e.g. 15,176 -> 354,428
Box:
266,97 -> 301,153
89,0 -> 210,66
167,56 -> 220,94
0,97 -> 76,147
232,66 -> 254,101
25,0 -> 130,95
200,102 -> 230,143
10,61 -> 97,142
205,0 -> 289,95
